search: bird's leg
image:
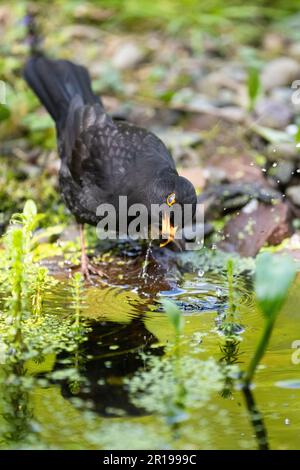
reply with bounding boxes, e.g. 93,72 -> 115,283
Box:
79,223 -> 91,281
78,224 -> 108,282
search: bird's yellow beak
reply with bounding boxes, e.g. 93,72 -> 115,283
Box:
160,211 -> 178,248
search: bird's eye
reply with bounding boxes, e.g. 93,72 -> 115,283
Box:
166,192 -> 176,207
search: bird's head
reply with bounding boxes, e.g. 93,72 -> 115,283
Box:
146,173 -> 197,247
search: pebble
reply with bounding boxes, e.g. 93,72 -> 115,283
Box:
287,185 -> 300,206
255,99 -> 292,129
268,160 -> 294,185
112,42 -> 145,70
261,57 -> 300,91
289,42 -> 300,60
267,143 -> 300,161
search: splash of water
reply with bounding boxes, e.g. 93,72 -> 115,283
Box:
140,241 -> 153,283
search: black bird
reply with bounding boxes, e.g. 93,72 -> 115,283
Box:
24,55 -> 197,280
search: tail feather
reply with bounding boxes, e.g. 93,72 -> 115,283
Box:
24,55 -> 101,128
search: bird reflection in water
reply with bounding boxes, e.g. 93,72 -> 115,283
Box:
55,317 -> 164,417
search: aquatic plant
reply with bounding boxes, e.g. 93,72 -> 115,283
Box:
215,259 -> 243,398
242,381 -> 269,450
219,258 -> 243,336
238,253 -> 296,450
127,349 -> 231,447
70,272 -> 85,338
0,201 -> 38,347
178,249 -> 255,277
4,228 -> 26,347
244,252 -> 297,386
129,299 -> 236,445
129,352 -> 225,413
30,267 -> 50,318
159,299 -> 186,424
56,272 -> 89,394
161,299 -> 184,353
0,201 -> 88,362
0,361 -> 38,448
1,201 -> 53,331
85,421 -> 168,450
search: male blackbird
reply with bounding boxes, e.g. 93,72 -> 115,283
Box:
24,55 -> 197,279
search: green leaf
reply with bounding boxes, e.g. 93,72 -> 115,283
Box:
294,126 -> 300,146
161,299 -> 184,334
23,200 -> 37,219
73,272 -> 83,284
247,66 -> 260,111
255,253 -> 296,319
0,103 -> 10,122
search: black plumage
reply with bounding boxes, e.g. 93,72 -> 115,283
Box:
24,55 -> 197,277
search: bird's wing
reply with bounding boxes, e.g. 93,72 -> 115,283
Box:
61,104 -> 176,199
60,101 -> 114,183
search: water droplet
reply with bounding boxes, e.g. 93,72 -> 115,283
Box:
198,269 -> 204,277
262,168 -> 267,173
140,241 -> 152,282
272,162 -> 278,167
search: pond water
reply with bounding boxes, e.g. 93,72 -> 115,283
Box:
0,244 -> 300,450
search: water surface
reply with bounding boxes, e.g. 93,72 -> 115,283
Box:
1,245 -> 300,450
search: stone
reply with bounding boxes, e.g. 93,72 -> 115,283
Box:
219,201 -> 291,256
154,128 -> 203,149
261,57 -> 300,91
255,99 -> 292,129
267,143 -> 300,161
209,153 -> 265,184
270,86 -> 294,105
263,32 -> 285,54
289,42 -> 300,60
268,160 -> 294,185
287,185 -> 300,207
112,42 -> 144,70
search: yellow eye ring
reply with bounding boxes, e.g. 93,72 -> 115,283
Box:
166,192 -> 176,207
